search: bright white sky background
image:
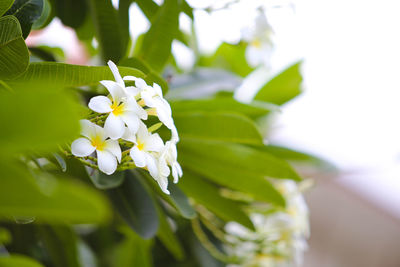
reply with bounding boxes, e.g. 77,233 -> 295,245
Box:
29,0 -> 400,218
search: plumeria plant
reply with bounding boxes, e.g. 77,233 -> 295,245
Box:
0,1 -> 333,267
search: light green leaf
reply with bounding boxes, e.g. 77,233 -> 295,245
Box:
0,16 -> 29,79
0,0 -> 14,16
0,228 -> 11,245
139,0 -> 179,72
5,0 -> 44,38
0,254 -> 45,267
7,62 -> 144,85
53,0 -> 88,28
254,61 -> 303,105
87,0 -> 124,62
174,112 -> 263,145
179,171 -> 255,230
171,98 -> 275,118
0,161 -> 110,223
107,171 -> 159,239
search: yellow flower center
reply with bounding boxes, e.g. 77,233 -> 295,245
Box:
91,135 -> 105,151
111,102 -> 124,116
137,140 -> 144,151
251,38 -> 262,48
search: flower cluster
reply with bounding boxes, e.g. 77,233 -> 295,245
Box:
71,61 -> 182,194
225,180 -> 309,267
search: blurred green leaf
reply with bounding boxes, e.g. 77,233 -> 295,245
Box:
119,57 -> 168,94
0,0 -> 14,16
0,254 -> 45,267
31,0 -> 51,30
89,169 -> 125,190
0,16 -> 29,79
139,0 -> 179,72
37,225 -> 81,267
174,112 -> 263,145
254,61 -> 303,105
181,0 -> 193,19
171,98 -> 275,118
5,0 -> 44,38
0,228 -> 11,244
179,171 -> 255,230
0,83 -> 81,155
53,0 -> 87,28
87,0 -> 124,62
113,227 -> 153,267
0,161 -> 110,223
7,62 -> 144,85
107,171 -> 159,239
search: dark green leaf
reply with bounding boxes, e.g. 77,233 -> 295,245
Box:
53,0 -> 87,28
87,0 -> 124,62
139,0 -> 179,72
174,112 -> 263,145
107,171 -> 159,239
31,0 -> 51,30
0,254 -> 45,267
5,0 -> 44,38
179,171 -> 255,230
135,0 -> 158,20
0,15 -> 29,79
254,61 -> 303,105
89,169 -> 125,189
0,0 -> 14,16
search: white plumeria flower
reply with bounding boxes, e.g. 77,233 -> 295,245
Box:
88,62 -> 147,140
158,141 -> 182,184
123,122 -> 167,192
71,120 -> 121,175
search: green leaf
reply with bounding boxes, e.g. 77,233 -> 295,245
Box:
179,171 -> 255,230
0,83 -> 81,155
156,203 -> 185,260
37,225 -> 81,267
7,62 -> 144,86
254,61 -> 303,105
0,228 -> 11,244
112,226 -> 152,267
0,0 -> 14,16
139,0 -> 179,72
88,169 -> 125,190
52,0 -> 88,28
5,0 -> 44,38
87,0 -> 123,62
135,0 -> 158,19
0,161 -> 110,223
179,140 -> 302,206
0,254 -> 45,267
174,112 -> 263,145
0,16 -> 29,79
107,171 -> 159,239
119,57 -> 168,94
31,0 -> 51,30
171,98 -> 275,118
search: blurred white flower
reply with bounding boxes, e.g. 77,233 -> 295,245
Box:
71,120 -> 121,175
158,140 -> 183,184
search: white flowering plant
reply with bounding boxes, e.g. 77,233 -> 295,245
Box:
0,1 -> 333,267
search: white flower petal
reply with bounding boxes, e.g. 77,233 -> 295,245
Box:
145,133 -> 164,152
156,175 -> 170,194
158,157 -> 170,178
104,113 -> 125,139
100,80 -> 126,102
120,112 -> 140,134
122,127 -> 136,143
104,139 -> 122,163
71,138 -> 95,157
134,78 -> 149,90
153,83 -> 163,97
136,121 -> 150,141
172,162 -> 182,183
97,150 -> 118,175
145,153 -> 158,178
124,98 -> 148,119
123,75 -> 137,81
80,119 -> 96,139
141,90 -> 156,107
157,107 -> 174,129
88,96 -> 112,113
107,60 -> 124,86
124,86 -> 141,97
130,147 -> 146,167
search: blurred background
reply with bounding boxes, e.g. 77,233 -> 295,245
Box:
26,0 -> 400,266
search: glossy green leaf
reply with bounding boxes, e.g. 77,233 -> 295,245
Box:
53,0 -> 87,28
179,171 -> 255,230
0,254 -> 45,267
7,62 -> 144,85
5,0 -> 44,38
113,227 -> 152,267
139,0 -> 179,72
0,0 -> 14,16
37,226 -> 81,267
89,169 -> 125,189
31,0 -> 51,30
0,16 -> 29,79
0,161 -> 110,223
119,57 -> 168,93
174,112 -> 263,145
171,98 -> 276,118
87,0 -> 123,62
254,61 -> 303,105
0,83 -> 81,155
107,171 -> 159,239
